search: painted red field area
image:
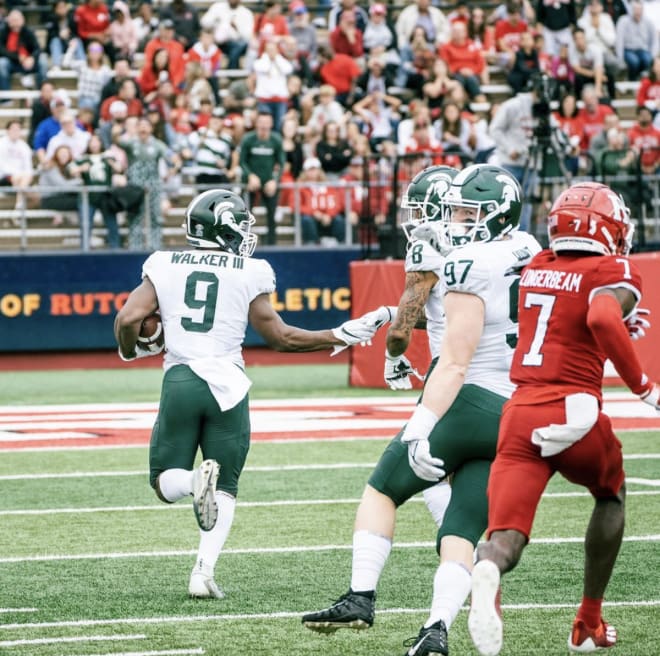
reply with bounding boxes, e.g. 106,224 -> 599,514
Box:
0,347 -> 348,371
0,395 -> 658,451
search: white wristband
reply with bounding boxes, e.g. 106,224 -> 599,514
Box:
402,403 -> 440,442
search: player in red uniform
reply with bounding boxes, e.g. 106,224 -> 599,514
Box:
467,181 -> 659,656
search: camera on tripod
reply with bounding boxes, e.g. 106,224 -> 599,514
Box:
529,73 -> 556,141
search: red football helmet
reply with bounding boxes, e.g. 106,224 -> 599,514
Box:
547,182 -> 634,256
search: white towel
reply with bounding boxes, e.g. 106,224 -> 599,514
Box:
531,393 -> 599,457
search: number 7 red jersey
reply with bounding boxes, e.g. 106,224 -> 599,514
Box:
509,249 -> 642,405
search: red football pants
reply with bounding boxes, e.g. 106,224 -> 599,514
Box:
487,399 -> 625,540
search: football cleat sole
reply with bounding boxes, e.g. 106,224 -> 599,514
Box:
468,560 -> 503,656
302,618 -> 372,634
192,459 -> 220,531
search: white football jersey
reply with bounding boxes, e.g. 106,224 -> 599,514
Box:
441,231 -> 542,397
143,249 -> 276,371
405,237 -> 446,359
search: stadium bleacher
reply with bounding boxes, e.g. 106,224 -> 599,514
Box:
0,1 -> 658,252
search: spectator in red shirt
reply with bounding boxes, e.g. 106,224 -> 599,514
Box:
341,155 -> 389,228
636,55 -> 660,113
494,0 -> 528,68
100,77 -> 143,122
577,84 -> 615,150
447,3 -> 470,26
316,43 -> 362,107
254,0 -> 289,54
549,41 -> 575,99
535,33 -> 553,74
330,8 -> 364,59
299,156 -> 346,245
628,105 -> 660,173
468,5 -> 496,63
0,10 -> 48,91
74,0 -> 115,63
186,28 -> 222,101
578,84 -> 615,150
552,92 -> 582,173
404,120 -> 444,164
439,21 -> 487,102
144,20 -> 185,91
139,48 -> 176,97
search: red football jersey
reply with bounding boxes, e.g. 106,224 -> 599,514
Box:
509,250 -> 642,404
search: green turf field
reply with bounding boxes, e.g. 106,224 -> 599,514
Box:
0,364 -> 658,656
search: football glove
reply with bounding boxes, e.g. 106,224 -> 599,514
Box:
639,383 -> 660,411
625,307 -> 651,341
384,351 -> 424,390
401,405 -> 445,481
406,439 -> 446,482
331,305 -> 396,356
410,223 -> 453,256
118,341 -> 165,362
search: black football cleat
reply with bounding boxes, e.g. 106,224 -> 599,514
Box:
402,620 -> 449,656
302,589 -> 375,633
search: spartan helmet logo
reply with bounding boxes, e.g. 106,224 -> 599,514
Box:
213,202 -> 234,226
423,172 -> 452,220
497,173 -> 521,205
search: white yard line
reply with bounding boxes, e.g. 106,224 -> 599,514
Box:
76,651 -> 202,656
3,426 -> 656,453
0,608 -> 37,614
0,634 -> 145,647
627,477 -> 660,487
1,454 -> 657,481
1,489 -> 659,518
0,535 -> 658,564
1,601 -> 658,631
0,463 -> 376,481
0,392 -> 640,414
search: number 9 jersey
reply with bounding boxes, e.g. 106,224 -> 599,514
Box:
510,249 -> 643,404
142,250 -> 276,370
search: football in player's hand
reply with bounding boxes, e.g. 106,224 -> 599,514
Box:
138,312 -> 164,349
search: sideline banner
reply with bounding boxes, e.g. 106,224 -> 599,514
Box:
349,253 -> 660,388
349,260 -> 429,389
0,249 -> 357,352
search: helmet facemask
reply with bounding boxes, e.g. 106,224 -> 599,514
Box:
213,202 -> 258,257
438,165 -> 522,249
400,166 -> 458,242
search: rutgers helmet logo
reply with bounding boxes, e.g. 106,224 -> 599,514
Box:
606,191 -> 629,224
548,182 -> 634,256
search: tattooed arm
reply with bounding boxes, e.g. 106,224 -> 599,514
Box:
386,270 -> 438,357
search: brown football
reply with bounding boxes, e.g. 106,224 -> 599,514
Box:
138,312 -> 164,348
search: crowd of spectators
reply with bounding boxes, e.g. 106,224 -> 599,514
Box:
2,0 -> 660,249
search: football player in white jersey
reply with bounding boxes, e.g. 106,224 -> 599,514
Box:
388,166 -> 460,528
114,189 -> 388,599
301,167 -> 458,636
302,165 -> 542,656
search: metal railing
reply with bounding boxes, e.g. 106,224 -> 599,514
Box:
4,146 -> 660,254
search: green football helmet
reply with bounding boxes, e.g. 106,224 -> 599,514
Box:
184,189 -> 257,256
440,164 -> 522,248
401,165 -> 459,241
